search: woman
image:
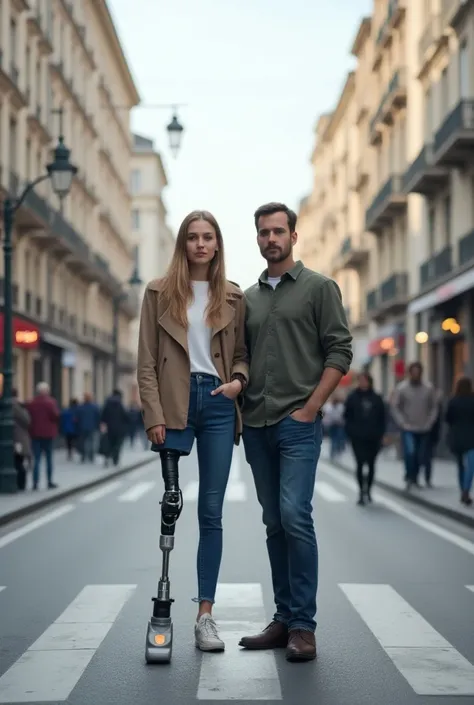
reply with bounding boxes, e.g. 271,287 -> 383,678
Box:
445,376 -> 474,506
137,210 -> 249,652
343,372 -> 386,505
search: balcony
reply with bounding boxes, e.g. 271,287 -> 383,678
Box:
367,272 -> 409,320
433,100 -> 474,167
369,69 -> 407,144
418,14 -> 445,71
0,52 -> 27,109
419,246 -> 453,289
402,143 -> 449,196
351,158 -> 369,191
333,234 -> 370,272
441,0 -> 460,27
365,175 -> 407,234
373,0 -> 406,69
459,228 -> 474,266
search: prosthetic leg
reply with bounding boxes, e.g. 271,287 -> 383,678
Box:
145,450 -> 183,664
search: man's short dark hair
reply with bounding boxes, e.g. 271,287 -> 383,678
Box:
254,202 -> 297,233
408,361 -> 423,374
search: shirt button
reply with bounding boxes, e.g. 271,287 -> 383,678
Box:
214,353 -> 220,358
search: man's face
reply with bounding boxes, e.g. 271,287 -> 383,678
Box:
256,211 -> 296,263
409,365 -> 422,383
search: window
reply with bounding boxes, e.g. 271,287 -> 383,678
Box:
443,194 -> 451,245
440,67 -> 449,117
130,170 -> 141,193
424,86 -> 432,137
131,209 -> 140,230
459,40 -> 469,99
427,203 -> 435,255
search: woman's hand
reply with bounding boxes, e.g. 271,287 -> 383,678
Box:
148,425 -> 166,444
211,379 -> 242,400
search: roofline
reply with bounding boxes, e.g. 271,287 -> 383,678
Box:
351,16 -> 372,57
322,71 -> 356,141
96,0 -> 140,105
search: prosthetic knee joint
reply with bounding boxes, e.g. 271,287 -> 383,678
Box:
145,449 -> 183,664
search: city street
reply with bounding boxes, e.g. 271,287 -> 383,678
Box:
0,444 -> 474,704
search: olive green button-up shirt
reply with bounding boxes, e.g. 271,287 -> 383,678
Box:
242,261 -> 353,427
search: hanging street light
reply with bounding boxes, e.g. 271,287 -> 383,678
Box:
0,135 -> 78,493
166,113 -> 185,158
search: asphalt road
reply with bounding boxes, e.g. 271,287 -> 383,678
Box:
0,442 -> 474,705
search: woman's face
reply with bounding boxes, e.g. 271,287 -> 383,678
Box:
185,219 -> 217,266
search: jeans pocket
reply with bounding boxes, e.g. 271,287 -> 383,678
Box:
288,413 -> 314,425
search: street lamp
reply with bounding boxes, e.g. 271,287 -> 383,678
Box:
166,113 -> 184,158
0,136 -> 77,493
112,249 -> 143,390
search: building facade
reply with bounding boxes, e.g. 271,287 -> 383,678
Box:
298,0 -> 474,397
128,132 -> 175,400
0,0 -> 140,405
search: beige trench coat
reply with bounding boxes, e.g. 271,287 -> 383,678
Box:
137,278 -> 249,444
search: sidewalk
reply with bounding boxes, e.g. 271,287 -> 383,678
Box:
0,445 -> 155,526
321,441 -> 474,528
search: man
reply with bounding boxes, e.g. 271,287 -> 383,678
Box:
27,382 -> 60,490
343,372 -> 386,505
390,362 -> 439,489
240,202 -> 353,661
100,389 -> 129,466
76,392 -> 101,463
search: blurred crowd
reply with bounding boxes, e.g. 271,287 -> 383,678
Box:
11,383 -> 147,491
322,362 -> 474,507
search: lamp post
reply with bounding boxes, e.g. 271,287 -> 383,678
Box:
166,112 -> 184,157
0,136 -> 77,493
112,248 -> 143,391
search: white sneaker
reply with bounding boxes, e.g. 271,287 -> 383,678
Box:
194,613 -> 225,651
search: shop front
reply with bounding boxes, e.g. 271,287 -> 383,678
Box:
409,268 -> 474,395
0,314 -> 40,399
35,332 -> 78,406
367,322 -> 406,397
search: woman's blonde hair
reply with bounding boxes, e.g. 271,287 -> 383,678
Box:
160,210 -> 227,328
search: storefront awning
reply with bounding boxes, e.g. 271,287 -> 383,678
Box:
408,266 -> 474,315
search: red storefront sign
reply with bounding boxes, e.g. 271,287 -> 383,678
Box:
0,314 -> 40,353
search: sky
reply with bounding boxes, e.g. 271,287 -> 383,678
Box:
108,0 -> 373,290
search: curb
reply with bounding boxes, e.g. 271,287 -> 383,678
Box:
328,457 -> 474,530
0,455 -> 156,528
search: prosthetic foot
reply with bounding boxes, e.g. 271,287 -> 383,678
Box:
145,450 -> 183,664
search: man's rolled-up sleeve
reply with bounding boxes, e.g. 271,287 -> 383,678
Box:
316,279 -> 353,375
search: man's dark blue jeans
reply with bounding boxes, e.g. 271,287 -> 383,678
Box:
242,415 -> 322,633
401,431 -> 431,484
32,438 -> 54,488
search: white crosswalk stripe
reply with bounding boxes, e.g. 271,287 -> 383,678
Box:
314,481 -> 347,502
118,480 -> 156,502
0,584 -> 136,703
80,480 -> 123,503
340,583 -> 474,696
198,583 -> 282,700
0,582 -> 473,700
0,587 -> 5,594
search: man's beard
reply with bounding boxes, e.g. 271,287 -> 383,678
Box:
263,243 -> 291,262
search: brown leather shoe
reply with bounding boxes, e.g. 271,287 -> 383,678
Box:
238,620 -> 289,649
285,629 -> 317,661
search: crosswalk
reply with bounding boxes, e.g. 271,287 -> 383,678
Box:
0,581 -> 473,701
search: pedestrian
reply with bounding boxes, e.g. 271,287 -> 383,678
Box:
390,362 -> 439,490
445,376 -> 474,506
324,394 -> 346,458
343,372 -> 386,505
137,209 -> 249,652
12,388 -> 32,491
76,392 -> 101,463
60,399 -> 79,460
26,382 -> 60,490
100,390 -> 129,466
239,202 -> 352,661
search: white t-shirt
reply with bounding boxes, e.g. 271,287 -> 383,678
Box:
187,281 -> 219,377
267,276 -> 281,289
